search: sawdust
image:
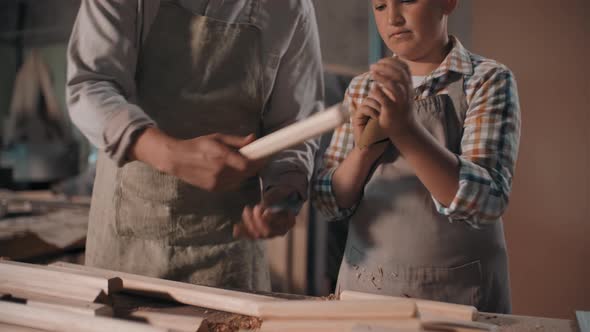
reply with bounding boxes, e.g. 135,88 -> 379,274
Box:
204,315 -> 262,332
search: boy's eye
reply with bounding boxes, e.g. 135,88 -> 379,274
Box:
400,0 -> 416,3
374,4 -> 386,11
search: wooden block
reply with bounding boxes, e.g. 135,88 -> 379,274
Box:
0,281 -> 107,304
256,299 -> 416,320
130,311 -> 203,332
0,260 -> 122,295
1,287 -> 112,316
48,262 -> 279,317
340,290 -> 477,321
0,301 -> 169,332
260,319 -> 421,332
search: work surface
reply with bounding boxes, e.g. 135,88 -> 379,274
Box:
111,292 -> 576,332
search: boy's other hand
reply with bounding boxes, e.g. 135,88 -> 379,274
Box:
369,57 -> 417,138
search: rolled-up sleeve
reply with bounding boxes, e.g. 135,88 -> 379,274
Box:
66,0 -> 155,166
259,3 -> 324,201
433,68 -> 521,226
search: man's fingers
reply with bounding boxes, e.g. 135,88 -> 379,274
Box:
240,206 -> 259,239
215,133 -> 256,148
253,205 -> 271,238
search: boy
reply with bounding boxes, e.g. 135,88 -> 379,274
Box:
312,0 -> 520,313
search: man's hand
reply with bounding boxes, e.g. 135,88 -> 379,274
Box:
233,186 -> 299,239
131,127 -> 263,192
369,57 -> 417,139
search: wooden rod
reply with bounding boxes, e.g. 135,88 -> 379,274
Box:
239,104 -> 349,160
256,299 -> 416,320
339,290 -> 477,321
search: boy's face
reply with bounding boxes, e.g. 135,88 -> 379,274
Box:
371,0 -> 456,61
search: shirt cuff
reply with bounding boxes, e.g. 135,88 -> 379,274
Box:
431,156 -> 492,227
102,104 -> 156,167
314,168 -> 356,222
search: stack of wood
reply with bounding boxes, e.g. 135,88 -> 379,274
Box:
0,260 -> 496,332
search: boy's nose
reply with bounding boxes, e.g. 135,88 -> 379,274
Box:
387,4 -> 405,25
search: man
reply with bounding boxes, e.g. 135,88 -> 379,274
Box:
67,0 -> 323,291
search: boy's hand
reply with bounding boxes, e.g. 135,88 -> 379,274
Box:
369,57 -> 417,138
352,89 -> 389,157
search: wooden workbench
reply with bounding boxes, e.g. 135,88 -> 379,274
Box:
109,292 -> 577,332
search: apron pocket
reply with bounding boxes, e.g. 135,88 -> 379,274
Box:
391,260 -> 483,307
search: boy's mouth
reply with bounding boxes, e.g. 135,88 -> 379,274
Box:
390,30 -> 412,38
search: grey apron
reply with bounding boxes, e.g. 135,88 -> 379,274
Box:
336,77 -> 511,313
85,0 -> 271,291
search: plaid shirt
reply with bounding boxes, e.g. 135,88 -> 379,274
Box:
312,37 -> 521,227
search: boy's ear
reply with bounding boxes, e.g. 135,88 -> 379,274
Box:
441,0 -> 458,15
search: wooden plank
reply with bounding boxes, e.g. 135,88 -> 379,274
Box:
256,299 -> 416,320
340,290 -> 477,321
0,260 -> 122,295
48,262 -> 280,317
422,320 -> 498,331
129,311 -> 203,332
1,287 -> 112,316
260,319 -> 420,332
0,281 -> 106,304
0,322 -> 47,332
0,301 -> 169,332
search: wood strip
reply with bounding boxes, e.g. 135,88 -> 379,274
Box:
130,311 -> 203,332
422,320 -> 498,331
0,322 -> 47,332
0,281 -> 106,304
48,262 -> 279,317
2,287 -> 112,316
0,301 -> 168,332
239,104 -> 349,160
260,319 -> 421,332
0,260 -> 122,295
340,290 -> 477,321
256,299 -> 416,320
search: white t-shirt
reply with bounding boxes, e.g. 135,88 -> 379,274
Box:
412,75 -> 426,88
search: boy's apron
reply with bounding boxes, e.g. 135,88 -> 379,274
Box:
336,77 -> 511,313
85,0 -> 271,291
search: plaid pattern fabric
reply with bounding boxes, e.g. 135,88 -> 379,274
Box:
312,37 -> 521,227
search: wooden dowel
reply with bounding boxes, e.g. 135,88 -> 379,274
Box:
339,290 -> 477,321
48,262 -> 279,317
256,299 -> 416,320
0,301 -> 169,332
0,260 -> 122,295
260,319 -> 421,332
239,104 -> 349,160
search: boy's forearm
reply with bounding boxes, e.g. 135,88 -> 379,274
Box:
390,122 -> 460,207
332,146 -> 383,209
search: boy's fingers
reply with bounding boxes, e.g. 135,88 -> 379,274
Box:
371,63 -> 407,83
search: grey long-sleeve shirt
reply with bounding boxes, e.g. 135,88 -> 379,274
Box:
66,0 -> 324,199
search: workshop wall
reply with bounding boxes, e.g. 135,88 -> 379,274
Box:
460,0 -> 590,320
